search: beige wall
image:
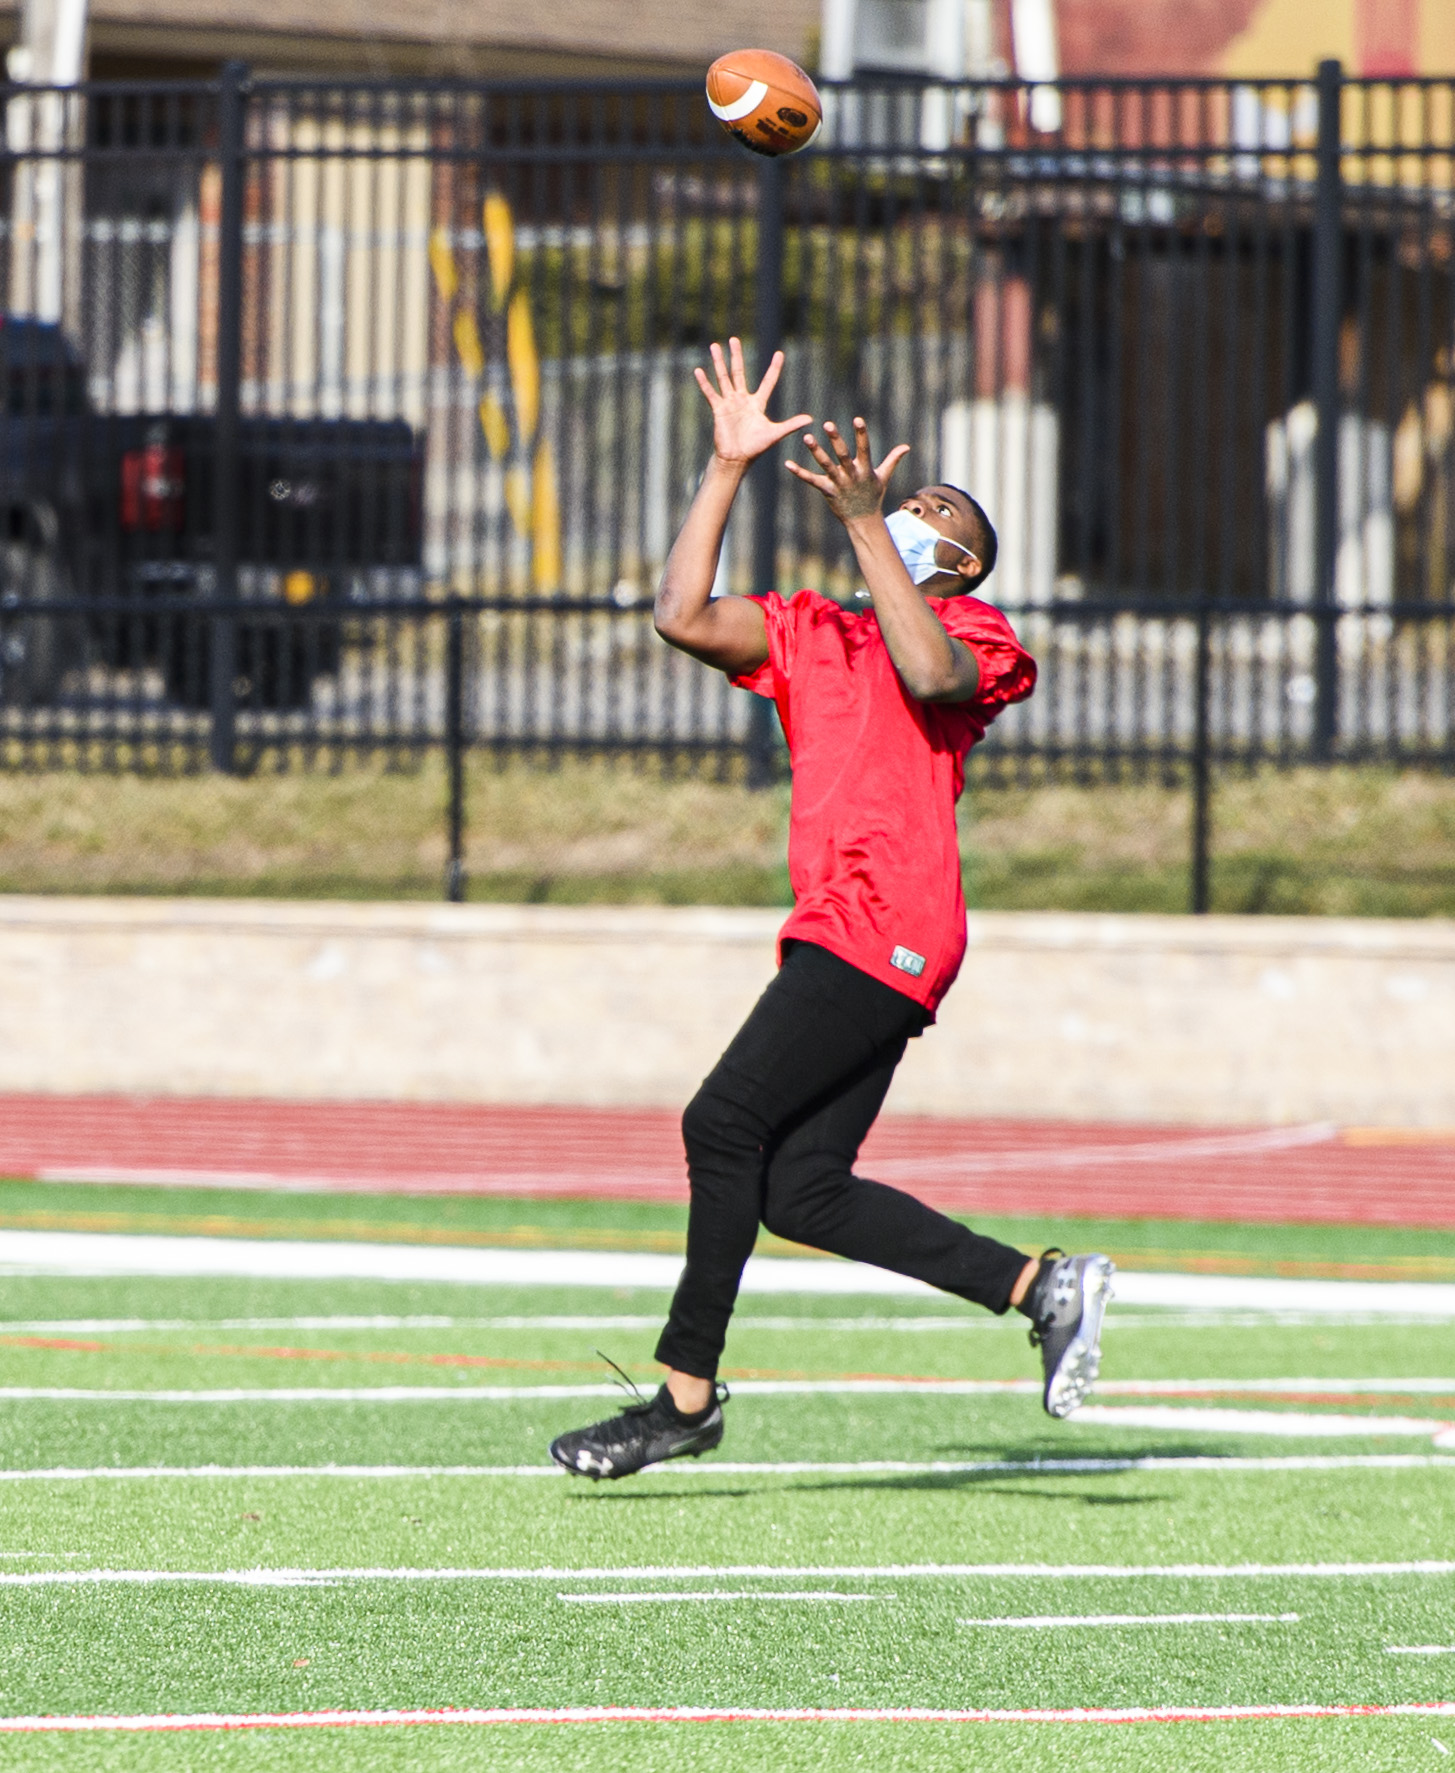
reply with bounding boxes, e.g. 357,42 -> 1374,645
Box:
3,898 -> 1454,1125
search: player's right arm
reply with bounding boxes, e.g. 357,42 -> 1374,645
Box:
654,338 -> 809,676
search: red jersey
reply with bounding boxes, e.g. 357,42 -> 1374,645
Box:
733,589 -> 1036,1017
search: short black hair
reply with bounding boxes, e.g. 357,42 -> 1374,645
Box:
935,484 -> 997,588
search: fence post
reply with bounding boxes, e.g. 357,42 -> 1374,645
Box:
747,154 -> 786,789
1311,57 -> 1343,760
1189,601 -> 1212,914
444,599 -> 467,903
209,59 -> 247,776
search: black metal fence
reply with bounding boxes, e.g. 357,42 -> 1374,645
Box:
1,66 -> 1454,900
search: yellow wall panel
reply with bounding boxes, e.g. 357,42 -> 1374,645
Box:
1218,0 -> 1355,77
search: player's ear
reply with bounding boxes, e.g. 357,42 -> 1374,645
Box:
953,550 -> 982,584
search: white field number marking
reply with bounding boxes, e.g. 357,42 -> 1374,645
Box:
959,1612 -> 1301,1629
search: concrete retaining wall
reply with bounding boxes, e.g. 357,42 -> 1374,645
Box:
1,896 -> 1453,1125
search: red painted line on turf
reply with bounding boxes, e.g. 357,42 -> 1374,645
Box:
0,1336 -> 107,1353
2,1702 -> 1454,1732
0,1336 -> 601,1374
4,1094 -> 1454,1227
3,1333 -> 1451,1408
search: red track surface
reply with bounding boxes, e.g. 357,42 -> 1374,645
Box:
0,1095 -> 1452,1227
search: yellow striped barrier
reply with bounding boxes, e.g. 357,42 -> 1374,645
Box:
429,192 -> 562,592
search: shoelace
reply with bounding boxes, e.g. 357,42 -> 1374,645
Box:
593,1350 -> 731,1419
595,1348 -> 652,1415
1026,1247 -> 1067,1348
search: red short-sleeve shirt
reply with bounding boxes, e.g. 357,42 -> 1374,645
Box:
733,589 -> 1036,1016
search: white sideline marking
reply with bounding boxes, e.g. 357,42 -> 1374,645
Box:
556,1591 -> 885,1605
0,1559 -> 1450,1587
4,1701 -> 1455,1732
4,1231 -> 1455,1317
0,1234 -> 903,1296
0,1453 -> 1451,1481
1388,1646 -> 1455,1656
959,1613 -> 1301,1628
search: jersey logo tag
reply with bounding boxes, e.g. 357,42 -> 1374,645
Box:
890,946 -> 926,977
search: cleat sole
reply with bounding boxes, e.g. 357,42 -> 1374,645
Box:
1044,1257 -> 1115,1420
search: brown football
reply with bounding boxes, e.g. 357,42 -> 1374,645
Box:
706,49 -> 822,157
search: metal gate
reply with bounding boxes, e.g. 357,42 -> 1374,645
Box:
0,65 -> 1452,836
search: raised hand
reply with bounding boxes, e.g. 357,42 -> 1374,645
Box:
785,417 -> 910,523
696,337 -> 811,467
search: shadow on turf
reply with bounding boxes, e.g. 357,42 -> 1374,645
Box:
564,1440 -> 1230,1502
573,1485 -> 1172,1507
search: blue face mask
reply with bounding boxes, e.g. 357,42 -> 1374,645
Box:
883,508 -> 976,585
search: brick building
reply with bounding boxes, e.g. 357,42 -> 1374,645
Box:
0,0 -> 1445,83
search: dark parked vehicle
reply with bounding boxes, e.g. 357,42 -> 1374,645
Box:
0,317 -> 426,710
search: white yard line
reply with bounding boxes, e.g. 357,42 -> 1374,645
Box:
958,1613 -> 1301,1628
4,1701 -> 1455,1731
1077,1406 -> 1455,1445
0,1385 -> 629,1401
4,1312 -> 1443,1331
0,1560 -> 1450,1587
2,1380 -> 1452,1449
0,1453 -> 1451,1481
1098,1380 -> 1455,1395
1388,1646 -> 1455,1655
3,1232 -> 1454,1316
0,1314 -> 1280,1334
556,1591 -> 886,1604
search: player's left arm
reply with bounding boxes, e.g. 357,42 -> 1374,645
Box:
786,418 -> 980,703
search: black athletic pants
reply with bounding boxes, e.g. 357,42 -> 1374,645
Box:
655,940 -> 1031,1380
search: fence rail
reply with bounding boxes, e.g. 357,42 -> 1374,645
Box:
1,66 -> 1455,900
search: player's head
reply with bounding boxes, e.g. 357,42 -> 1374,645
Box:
890,485 -> 997,594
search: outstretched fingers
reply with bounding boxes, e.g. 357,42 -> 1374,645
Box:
820,420 -> 856,467
728,336 -> 749,394
874,442 -> 912,483
784,458 -> 837,495
756,348 -> 784,405
770,411 -> 813,443
800,432 -> 845,476
708,340 -> 731,399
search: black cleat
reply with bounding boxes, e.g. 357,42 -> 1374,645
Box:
1025,1249 -> 1115,1419
549,1383 -> 726,1480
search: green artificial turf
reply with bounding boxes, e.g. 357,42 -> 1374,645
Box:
15,1717 -> 1455,1773
0,1204 -> 1450,1770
